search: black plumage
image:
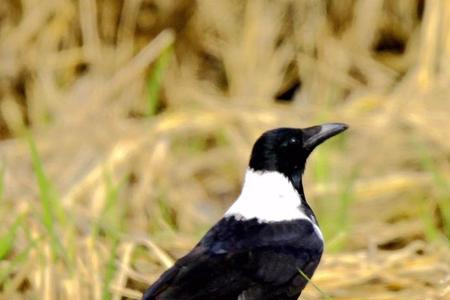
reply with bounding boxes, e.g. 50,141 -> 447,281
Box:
142,123 -> 348,300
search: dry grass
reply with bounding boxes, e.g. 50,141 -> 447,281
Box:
0,0 -> 449,299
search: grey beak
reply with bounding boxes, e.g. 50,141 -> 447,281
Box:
303,123 -> 348,150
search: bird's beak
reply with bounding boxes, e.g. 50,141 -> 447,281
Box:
303,123 -> 348,150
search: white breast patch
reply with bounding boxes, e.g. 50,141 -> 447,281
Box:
225,169 -> 309,222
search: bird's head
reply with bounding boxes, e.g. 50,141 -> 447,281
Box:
249,123 -> 348,190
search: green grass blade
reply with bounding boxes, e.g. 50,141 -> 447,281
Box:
0,163 -> 4,203
26,132 -> 68,262
0,216 -> 23,260
328,169 -> 357,252
92,171 -> 126,239
96,171 -> 126,300
298,268 -> 333,300
102,239 -> 119,300
415,140 -> 450,241
0,163 -> 5,222
419,196 -> 440,241
146,46 -> 173,116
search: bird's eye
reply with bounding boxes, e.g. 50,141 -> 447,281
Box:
281,137 -> 300,148
289,137 -> 299,144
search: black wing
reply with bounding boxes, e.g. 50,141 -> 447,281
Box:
142,216 -> 323,300
142,245 -> 253,300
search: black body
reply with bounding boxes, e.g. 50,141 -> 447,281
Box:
142,123 -> 348,300
143,217 -> 323,300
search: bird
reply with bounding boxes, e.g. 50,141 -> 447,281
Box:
142,123 -> 348,300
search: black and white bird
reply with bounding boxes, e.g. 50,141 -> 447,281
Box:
142,123 -> 348,300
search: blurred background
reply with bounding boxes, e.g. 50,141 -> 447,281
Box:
0,0 -> 449,299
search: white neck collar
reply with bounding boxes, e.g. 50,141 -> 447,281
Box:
225,169 -> 310,223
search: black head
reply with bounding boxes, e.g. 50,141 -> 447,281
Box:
249,123 -> 348,190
